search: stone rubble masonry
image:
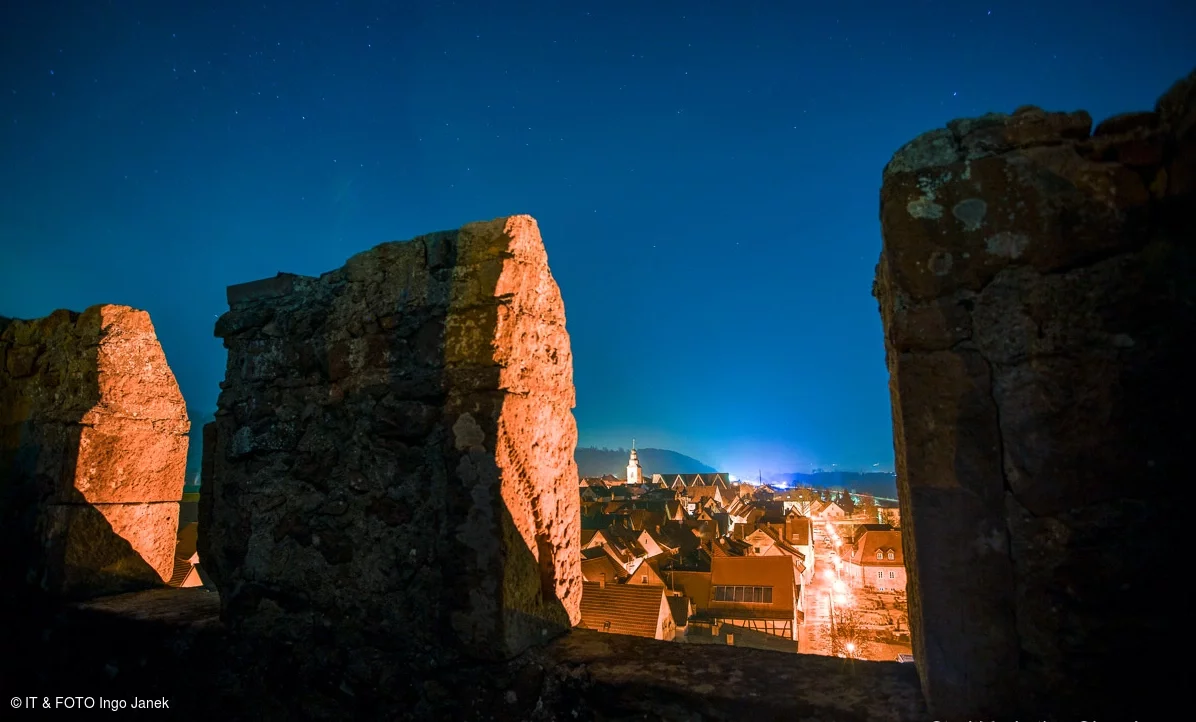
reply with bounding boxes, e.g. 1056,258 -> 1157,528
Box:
200,215 -> 582,674
874,70 -> 1193,717
0,305 -> 190,600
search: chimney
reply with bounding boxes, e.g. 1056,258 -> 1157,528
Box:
599,572 -> 606,589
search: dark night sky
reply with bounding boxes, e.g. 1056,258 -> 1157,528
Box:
1,1 -> 1192,476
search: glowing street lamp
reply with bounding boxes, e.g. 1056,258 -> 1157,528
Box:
845,642 -> 856,657
832,579 -> 846,594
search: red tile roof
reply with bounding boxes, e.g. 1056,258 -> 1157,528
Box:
579,582 -> 669,639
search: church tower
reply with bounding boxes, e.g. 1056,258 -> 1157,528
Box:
626,440 -> 642,485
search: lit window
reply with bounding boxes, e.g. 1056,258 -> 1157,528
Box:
713,585 -> 773,604
876,550 -> 883,560
877,571 -> 884,579
889,571 -> 896,579
887,550 -> 895,560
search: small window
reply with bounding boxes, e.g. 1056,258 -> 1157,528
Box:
887,550 -> 895,560
876,550 -> 883,560
641,575 -> 648,584
889,571 -> 896,579
877,571 -> 884,579
602,621 -> 611,632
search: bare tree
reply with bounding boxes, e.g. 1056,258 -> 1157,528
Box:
827,608 -> 872,660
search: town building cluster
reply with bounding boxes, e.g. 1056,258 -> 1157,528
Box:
576,447 -> 910,659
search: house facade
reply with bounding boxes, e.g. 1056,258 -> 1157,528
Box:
841,529 -> 907,592
703,556 -> 803,640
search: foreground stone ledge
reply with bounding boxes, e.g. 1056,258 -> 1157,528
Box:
2,589 -> 927,721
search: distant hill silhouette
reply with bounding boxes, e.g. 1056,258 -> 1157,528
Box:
185,422 -> 717,487
767,471 -> 898,498
576,447 -> 716,479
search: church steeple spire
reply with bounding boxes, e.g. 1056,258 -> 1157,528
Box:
626,440 -> 642,485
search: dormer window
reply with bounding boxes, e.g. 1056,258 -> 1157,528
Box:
876,550 -> 884,560
887,550 -> 895,561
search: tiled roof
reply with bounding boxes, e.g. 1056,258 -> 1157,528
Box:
851,524 -> 894,545
664,570 -> 712,606
746,526 -> 806,564
581,554 -> 627,584
167,556 -> 193,587
167,523 -> 200,587
666,595 -> 691,627
581,513 -> 614,530
579,582 -> 668,638
787,516 -> 813,546
851,530 -> 904,566
687,486 -> 722,501
627,557 -> 666,586
581,547 -> 612,562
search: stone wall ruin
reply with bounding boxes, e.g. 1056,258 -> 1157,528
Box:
199,215 -> 582,678
5,66 -> 1194,719
0,304 -> 190,601
875,70 -> 1193,717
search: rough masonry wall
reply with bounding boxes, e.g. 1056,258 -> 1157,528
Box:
200,215 -> 581,681
874,71 -> 1193,717
0,305 -> 189,601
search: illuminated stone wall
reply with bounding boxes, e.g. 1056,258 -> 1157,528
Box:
200,215 -> 582,676
875,70 -> 1193,717
0,305 -> 189,600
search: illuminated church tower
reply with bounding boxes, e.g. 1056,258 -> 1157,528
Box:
626,440 -> 642,485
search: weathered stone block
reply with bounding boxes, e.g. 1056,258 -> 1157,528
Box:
202,215 -> 581,671
0,305 -> 190,601
875,70 -> 1193,718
